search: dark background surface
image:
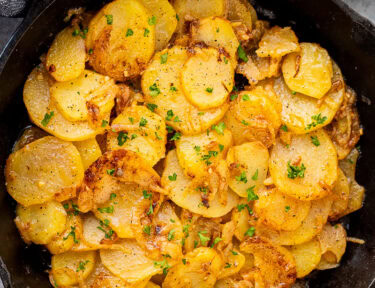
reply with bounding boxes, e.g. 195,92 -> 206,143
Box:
0,0 -> 375,287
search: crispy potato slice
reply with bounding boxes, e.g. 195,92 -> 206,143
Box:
256,197 -> 332,245
78,149 -> 164,212
107,105 -> 166,166
191,17 -> 239,67
227,141 -> 269,198
240,237 -> 297,288
46,213 -> 82,254
224,87 -> 281,148
46,26 -> 86,82
329,168 -> 350,220
6,136 -> 84,206
163,247 -> 223,288
181,47 -> 234,110
162,150 -> 238,217
50,70 -> 117,122
273,62 -> 345,134
139,0 -> 177,51
338,148 -> 365,217
173,0 -> 226,34
23,66 -> 108,141
74,138 -> 102,170
256,26 -> 300,58
15,201 -> 67,245
282,43 -> 333,99
317,223 -> 346,270
269,130 -> 338,200
100,239 -> 161,283
287,238 -> 321,278
142,46 -> 228,135
87,0 -> 155,81
226,0 -> 257,30
51,250 -> 96,286
254,188 -> 311,232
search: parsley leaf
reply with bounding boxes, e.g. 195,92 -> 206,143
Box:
126,29 -> 133,37
168,229 -> 175,241
146,103 -> 158,112
97,206 -> 114,214
148,15 -> 156,26
237,44 -> 248,62
305,113 -> 327,130
244,227 -> 255,237
143,190 -> 152,199
143,225 -> 151,235
281,125 -> 288,132
206,87 -> 213,93
235,171 -> 247,183
311,136 -> 320,146
117,131 -> 129,146
41,111 -> 54,126
105,15 -> 113,25
211,122 -> 226,135
149,83 -> 160,97
287,161 -> 306,179
198,231 -> 210,246
170,132 -> 181,141
139,117 -> 148,127
247,186 -> 258,201
160,53 -> 168,64
168,173 -> 177,181
252,169 -> 258,181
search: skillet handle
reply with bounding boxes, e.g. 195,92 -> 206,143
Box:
0,0 -> 53,18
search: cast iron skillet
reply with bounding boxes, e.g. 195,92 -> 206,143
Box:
0,0 -> 375,287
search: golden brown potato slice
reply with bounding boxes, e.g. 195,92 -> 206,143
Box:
50,70 -> 117,122
163,247 -> 223,288
46,213 -> 82,254
6,136 -> 84,206
223,87 -> 281,148
191,17 -> 239,67
287,238 -> 321,278
329,168 -> 350,220
232,198 -> 251,242
87,0 -> 155,81
51,250 -> 96,286
46,26 -> 86,82
142,46 -> 228,135
77,149 -> 164,212
74,138 -> 102,170
100,240 -> 161,283
173,0 -> 226,34
181,47 -> 234,110
317,223 -> 346,270
162,150 -> 239,217
226,0 -> 257,30
282,43 -> 333,99
254,188 -> 311,232
256,197 -> 332,245
273,62 -> 345,134
107,105 -> 166,166
227,141 -> 269,198
269,129 -> 338,201
23,66 -> 108,141
256,26 -> 300,58
338,148 -> 365,217
139,0 -> 177,51
240,237 -> 297,288
15,201 -> 67,245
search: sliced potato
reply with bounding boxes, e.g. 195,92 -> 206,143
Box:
224,87 -> 281,147
74,138 -> 102,170
317,223 -> 346,270
226,0 -> 257,30
162,150 -> 238,217
273,62 -> 345,134
232,199 -> 251,242
51,250 -> 96,286
215,276 -> 255,288
329,168 -> 350,220
218,250 -> 246,280
269,129 -> 338,200
282,43 -> 333,99
256,197 -> 332,245
107,105 -> 166,166
87,0 -> 155,81
181,47 -> 234,110
139,0 -> 177,51
254,188 -> 311,231
240,237 -> 296,288
78,149 -> 163,212
15,201 -> 67,245
173,0 -> 226,34
46,26 -> 86,82
46,213 -> 82,254
100,240 -> 161,283
50,70 -> 117,122
191,17 -> 239,67
287,238 -> 321,278
142,46 -> 228,135
6,136 -> 84,206
163,247 -> 223,288
256,26 -> 300,58
227,141 -> 269,198
23,66 -> 108,141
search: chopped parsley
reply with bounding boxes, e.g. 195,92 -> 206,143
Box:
110,193 -> 117,200
170,86 -> 178,92
149,83 -> 160,97
219,144 -> 224,152
97,219 -> 114,239
224,263 -> 232,268
63,226 -> 79,243
41,111 -> 54,126
88,48 -> 93,55
241,120 -> 249,126
155,132 -> 162,140
305,113 -> 327,130
139,117 -> 148,127
170,132 -> 181,141
311,136 -> 320,146
106,169 -> 115,176
166,110 -> 174,121
170,219 -> 175,223
281,125 -> 288,132
101,119 -> 108,127
126,29 -> 133,37
242,94 -> 250,101
176,14 -> 180,21
211,237 -> 222,248
252,169 -> 258,181
291,91 -> 297,95
160,53 -> 168,64
244,227 -> 256,237
182,258 -> 187,265
105,15 -> 113,25
235,171 -> 248,183
194,145 -> 201,152
224,56 -> 229,64
146,103 -> 158,112
285,206 -> 291,212
76,260 -> 89,272
168,173 -> 177,181
287,161 -> 306,179
97,206 -> 114,214
168,229 -> 175,241
144,28 -> 150,37
231,250 -> 239,255
143,225 -> 151,235
247,186 -> 258,201
206,87 -> 213,93
147,203 -> 154,215
117,131 -> 129,146
237,44 -> 248,62
198,230 -> 210,246
237,203 -> 253,215
154,256 -> 170,275
230,94 -> 238,101
128,117 -> 134,124
143,190 -> 152,199
148,15 -> 156,26
211,122 -> 226,135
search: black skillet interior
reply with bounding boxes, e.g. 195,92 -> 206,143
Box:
0,0 -> 375,287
